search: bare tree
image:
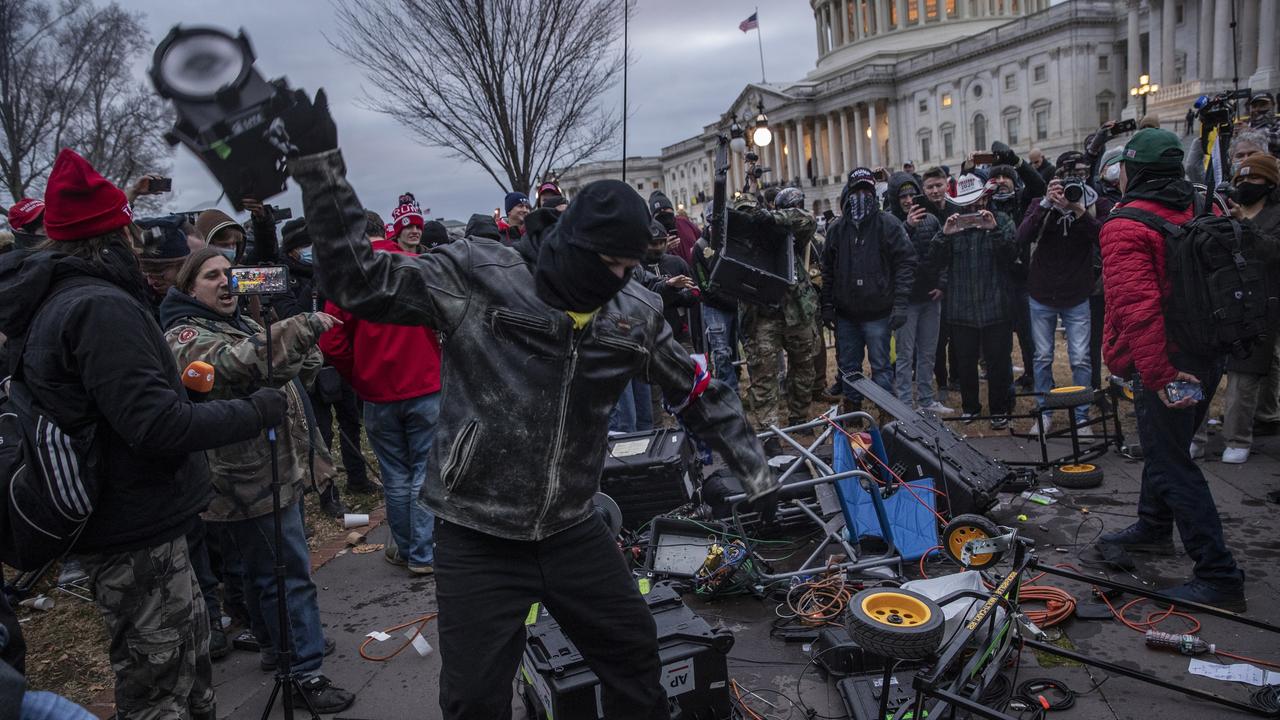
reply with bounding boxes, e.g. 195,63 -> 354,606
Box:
332,0 -> 626,193
0,0 -> 169,208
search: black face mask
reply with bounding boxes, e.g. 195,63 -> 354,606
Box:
643,247 -> 665,264
534,229 -> 629,312
1235,182 -> 1273,207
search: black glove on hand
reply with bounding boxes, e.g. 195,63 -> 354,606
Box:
991,141 -> 1019,168
249,387 -> 289,427
821,307 -> 837,330
273,88 -> 338,158
890,309 -> 908,331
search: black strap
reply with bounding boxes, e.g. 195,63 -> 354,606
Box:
1108,206 -> 1186,240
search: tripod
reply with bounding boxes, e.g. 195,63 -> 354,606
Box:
258,317 -> 320,720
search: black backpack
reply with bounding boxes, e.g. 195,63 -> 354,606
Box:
1109,196 -> 1273,359
0,279 -> 104,570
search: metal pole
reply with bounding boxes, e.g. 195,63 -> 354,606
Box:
621,0 -> 629,181
755,6 -> 767,83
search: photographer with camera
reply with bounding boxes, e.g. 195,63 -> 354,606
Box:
1095,128 -> 1246,610
1246,93 -> 1280,157
0,149 -> 287,720
1018,152 -> 1102,436
823,168 -> 917,409
160,248 -> 355,712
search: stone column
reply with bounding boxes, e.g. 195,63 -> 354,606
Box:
917,0 -> 927,24
788,121 -> 801,181
811,117 -> 825,178
834,1 -> 846,47
1252,0 -> 1279,90
1125,0 -> 1140,112
1198,0 -> 1214,80
840,108 -> 852,174
1149,1 -> 1163,86
1240,0 -> 1259,79
1212,0 -> 1232,80
827,112 -> 841,178
850,0 -> 861,42
898,0 -> 910,28
1161,0 -> 1176,84
851,105 -> 865,168
868,101 -> 883,168
771,135 -> 784,184
815,8 -> 826,55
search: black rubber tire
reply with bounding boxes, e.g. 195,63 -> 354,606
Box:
847,587 -> 946,661
1043,385 -> 1095,409
941,514 -> 1004,569
1052,463 -> 1104,489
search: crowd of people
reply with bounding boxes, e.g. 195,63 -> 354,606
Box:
0,84 -> 1277,719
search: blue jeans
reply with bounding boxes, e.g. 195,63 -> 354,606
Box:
631,379 -> 653,431
1029,297 -> 1092,423
701,304 -> 740,395
222,500 -> 326,676
1133,362 -> 1243,589
610,381 -> 637,433
21,691 -> 96,719
365,393 -> 440,566
893,299 -> 941,407
836,316 -> 893,402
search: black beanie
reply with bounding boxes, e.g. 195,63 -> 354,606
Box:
648,190 -> 674,216
281,217 -> 310,253
560,180 -> 651,260
422,220 -> 449,247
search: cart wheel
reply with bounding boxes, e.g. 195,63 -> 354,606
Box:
847,587 -> 945,661
1043,385 -> 1095,409
1052,463 -> 1104,489
941,514 -> 1004,569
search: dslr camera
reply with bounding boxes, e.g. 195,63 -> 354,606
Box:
1061,177 -> 1086,204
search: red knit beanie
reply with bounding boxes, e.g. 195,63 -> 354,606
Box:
43,149 -> 132,242
389,192 -> 425,237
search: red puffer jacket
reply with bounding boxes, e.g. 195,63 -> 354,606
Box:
1099,198 -> 1191,389
318,239 -> 442,403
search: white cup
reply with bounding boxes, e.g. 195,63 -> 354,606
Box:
343,513 -> 370,529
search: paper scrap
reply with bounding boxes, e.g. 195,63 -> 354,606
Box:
365,631 -> 391,642
611,439 -> 650,458
1188,658 -> 1280,686
352,543 -> 385,554
406,629 -> 432,657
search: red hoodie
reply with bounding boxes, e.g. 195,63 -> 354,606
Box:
319,239 -> 442,403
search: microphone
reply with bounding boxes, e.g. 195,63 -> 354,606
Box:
182,361 -> 215,402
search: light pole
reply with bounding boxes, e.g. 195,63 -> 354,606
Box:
1130,73 -> 1159,117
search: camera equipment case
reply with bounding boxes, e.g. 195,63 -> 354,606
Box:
707,212 -> 796,310
600,429 -> 699,529
520,582 -> 734,720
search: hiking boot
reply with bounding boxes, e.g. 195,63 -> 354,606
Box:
1097,523 -> 1175,555
384,543 -> 408,567
293,674 -> 355,714
1159,578 -> 1247,613
261,637 -> 336,672
209,625 -> 230,661
408,563 -> 434,576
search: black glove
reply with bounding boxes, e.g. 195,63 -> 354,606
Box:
821,307 -> 836,330
992,141 -> 1019,167
249,387 -> 289,428
274,88 -> 338,158
890,309 -> 908,331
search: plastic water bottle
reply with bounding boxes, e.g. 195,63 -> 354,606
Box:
1145,630 -> 1213,655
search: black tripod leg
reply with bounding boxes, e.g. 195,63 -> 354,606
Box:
878,664 -> 895,720
290,677 -> 321,719
260,682 -> 282,720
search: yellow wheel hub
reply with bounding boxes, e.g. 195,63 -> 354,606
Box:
860,592 -> 932,627
1059,464 -> 1096,473
1051,386 -> 1087,394
947,524 -> 993,566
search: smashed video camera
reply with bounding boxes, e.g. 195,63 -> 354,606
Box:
149,26 -> 295,211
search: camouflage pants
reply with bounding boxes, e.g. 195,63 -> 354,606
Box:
76,536 -> 214,720
743,309 -> 817,428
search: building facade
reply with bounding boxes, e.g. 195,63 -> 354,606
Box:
559,0 -> 1278,217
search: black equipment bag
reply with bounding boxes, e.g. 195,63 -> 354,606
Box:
0,279 -> 106,570
1109,198 -> 1273,359
600,429 -> 698,529
706,210 -> 797,311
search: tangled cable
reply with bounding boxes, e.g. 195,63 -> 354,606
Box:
358,613 -> 437,662
779,570 -> 852,626
1017,585 -> 1077,628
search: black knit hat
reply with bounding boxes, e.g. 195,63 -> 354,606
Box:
561,180 -> 651,260
281,217 -> 311,253
423,220 -> 449,247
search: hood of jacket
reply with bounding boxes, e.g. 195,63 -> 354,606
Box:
0,245 -> 149,339
514,207 -> 562,266
464,213 -> 501,241
885,172 -> 922,221
158,286 -> 250,332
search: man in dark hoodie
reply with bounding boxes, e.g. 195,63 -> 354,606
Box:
464,212 -> 502,242
273,88 -> 772,719
822,168 -> 917,406
649,190 -> 700,265
886,172 -> 950,413
988,142 -> 1048,389
0,149 -> 286,719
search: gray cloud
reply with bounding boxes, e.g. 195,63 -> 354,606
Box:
128,0 -> 816,222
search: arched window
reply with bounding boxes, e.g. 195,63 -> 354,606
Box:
973,113 -> 987,152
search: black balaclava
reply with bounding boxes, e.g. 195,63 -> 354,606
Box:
534,179 -> 650,312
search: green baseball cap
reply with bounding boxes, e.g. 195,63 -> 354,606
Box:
1121,128 -> 1184,168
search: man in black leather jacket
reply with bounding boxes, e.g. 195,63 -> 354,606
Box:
279,90 -> 772,720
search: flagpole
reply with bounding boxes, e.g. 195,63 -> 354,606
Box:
622,0 -> 629,181
754,7 -> 766,83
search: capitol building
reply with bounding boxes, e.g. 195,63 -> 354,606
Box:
559,0 -> 1279,216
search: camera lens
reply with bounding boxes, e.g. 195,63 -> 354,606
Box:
1063,182 -> 1084,203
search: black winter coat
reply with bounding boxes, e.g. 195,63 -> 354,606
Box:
820,210 -> 917,322
0,248 -> 268,553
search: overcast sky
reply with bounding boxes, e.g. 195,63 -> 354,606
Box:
127,0 -> 818,223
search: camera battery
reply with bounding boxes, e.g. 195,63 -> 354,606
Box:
600,429 -> 698,529
519,582 -> 733,720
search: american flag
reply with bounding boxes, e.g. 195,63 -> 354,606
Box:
739,12 -> 758,32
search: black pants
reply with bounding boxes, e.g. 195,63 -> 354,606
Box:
309,380 -> 368,486
434,516 -> 667,720
951,321 -> 1013,415
1089,294 -> 1105,392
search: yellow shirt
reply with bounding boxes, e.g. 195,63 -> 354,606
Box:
566,309 -> 598,330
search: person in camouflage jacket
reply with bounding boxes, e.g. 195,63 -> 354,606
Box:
158,248 -> 356,713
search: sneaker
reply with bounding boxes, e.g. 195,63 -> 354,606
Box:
261,636 -> 336,672
1190,442 -> 1205,460
960,413 -> 978,425
1075,423 -> 1094,438
1025,414 -> 1053,436
385,544 -> 408,567
294,674 -> 355,715
990,417 -> 1009,430
209,625 -> 230,660
921,401 -> 956,415
1097,523 -> 1175,555
826,381 -> 843,398
1158,578 -> 1247,613
408,563 -> 434,576
1222,446 -> 1250,464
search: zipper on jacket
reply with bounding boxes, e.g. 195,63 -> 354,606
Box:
442,419 -> 481,492
595,332 -> 648,359
533,325 -> 586,536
